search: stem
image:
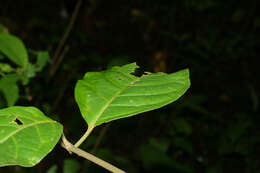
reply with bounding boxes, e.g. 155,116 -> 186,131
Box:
61,134 -> 126,173
49,0 -> 82,77
74,125 -> 94,147
92,124 -> 111,153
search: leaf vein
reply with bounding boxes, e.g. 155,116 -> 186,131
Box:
0,121 -> 55,144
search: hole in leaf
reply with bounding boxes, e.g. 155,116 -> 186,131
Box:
14,118 -> 23,125
131,68 -> 145,77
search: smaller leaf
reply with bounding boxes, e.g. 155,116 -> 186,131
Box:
174,118 -> 192,136
0,24 -> 4,33
24,63 -> 36,78
149,138 -> 170,153
173,137 -> 193,154
0,33 -> 29,67
47,165 -> 58,173
137,141 -> 193,172
0,63 -> 15,73
0,74 -> 20,106
226,121 -> 250,143
35,51 -> 49,71
0,53 -> 4,60
63,159 -> 80,173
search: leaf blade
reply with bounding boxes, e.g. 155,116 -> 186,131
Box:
0,33 -> 29,67
0,106 -> 63,167
0,74 -> 20,106
75,63 -> 190,127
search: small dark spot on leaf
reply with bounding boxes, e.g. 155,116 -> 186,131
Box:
131,68 -> 145,77
14,118 -> 23,125
118,78 -> 122,80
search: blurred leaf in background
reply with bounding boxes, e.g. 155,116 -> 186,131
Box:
0,32 -> 49,107
0,74 -> 19,106
63,159 -> 80,173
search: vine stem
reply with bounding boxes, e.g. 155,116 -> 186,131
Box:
74,125 -> 94,148
61,134 -> 126,173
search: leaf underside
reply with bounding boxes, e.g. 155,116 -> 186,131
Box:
0,106 -> 63,167
75,63 -> 190,127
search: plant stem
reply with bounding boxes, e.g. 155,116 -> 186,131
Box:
61,134 -> 126,173
92,124 -> 111,153
49,0 -> 82,77
74,125 -> 94,147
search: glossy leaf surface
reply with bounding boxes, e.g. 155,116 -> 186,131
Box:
75,63 -> 190,127
0,33 -> 29,67
0,106 -> 63,167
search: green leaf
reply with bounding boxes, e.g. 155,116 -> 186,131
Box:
0,53 -> 4,60
0,63 -> 15,73
35,51 -> 49,71
0,106 -> 63,167
0,74 -> 20,106
138,144 -> 173,170
47,165 -> 58,173
0,33 -> 29,67
24,63 -> 36,78
138,140 -> 193,172
174,118 -> 192,136
63,159 -> 80,173
0,24 -> 5,33
149,138 -> 170,153
173,137 -> 193,154
75,63 -> 190,127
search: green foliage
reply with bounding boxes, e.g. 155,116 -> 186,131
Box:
47,165 -> 58,173
1,1 -> 258,172
0,106 -> 63,167
0,74 -> 19,106
0,63 -> 14,73
63,159 -> 80,173
0,24 -> 5,33
0,33 -> 49,106
75,63 -> 190,127
0,62 -> 189,172
173,118 -> 192,136
0,33 -> 29,67
35,51 -> 49,71
218,120 -> 251,155
138,138 -> 193,172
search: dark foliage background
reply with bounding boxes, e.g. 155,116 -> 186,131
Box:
0,0 -> 259,172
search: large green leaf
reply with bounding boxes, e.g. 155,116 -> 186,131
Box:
0,33 -> 29,67
0,106 -> 63,167
75,63 -> 190,127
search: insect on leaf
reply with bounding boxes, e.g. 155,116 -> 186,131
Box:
0,106 -> 63,167
75,63 -> 190,127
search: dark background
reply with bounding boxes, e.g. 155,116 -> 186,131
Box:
0,0 -> 260,172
